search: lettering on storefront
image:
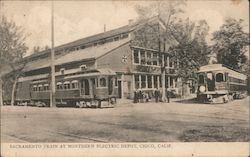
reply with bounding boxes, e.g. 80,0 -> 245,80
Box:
135,65 -> 160,73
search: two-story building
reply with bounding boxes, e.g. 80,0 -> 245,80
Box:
1,17 -> 184,101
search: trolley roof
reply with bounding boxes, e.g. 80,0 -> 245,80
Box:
198,64 -> 247,80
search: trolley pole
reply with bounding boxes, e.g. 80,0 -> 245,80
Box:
50,0 -> 56,107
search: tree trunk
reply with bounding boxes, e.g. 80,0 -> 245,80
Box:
10,76 -> 18,106
0,78 -> 3,106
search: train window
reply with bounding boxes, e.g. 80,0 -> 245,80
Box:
33,85 -> 37,91
44,84 -> 49,91
207,72 -> 213,80
216,73 -> 224,82
198,75 -> 204,84
56,82 -> 63,90
71,80 -> 78,89
64,81 -> 70,90
38,85 -> 43,91
100,78 -> 106,87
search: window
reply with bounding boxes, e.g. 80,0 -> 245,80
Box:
153,53 -> 158,65
199,75 -> 205,84
153,75 -> 158,88
147,75 -> 152,88
33,85 -> 37,91
100,78 -> 106,87
133,49 -> 140,64
64,81 -> 70,90
141,75 -> 146,88
141,50 -> 146,65
56,82 -> 63,90
80,65 -> 87,71
135,75 -> 140,89
38,85 -> 43,91
147,52 -> 152,65
216,73 -> 224,82
43,84 -> 49,91
71,80 -> 78,89
60,68 -> 65,75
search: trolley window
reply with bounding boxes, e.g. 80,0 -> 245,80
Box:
71,80 -> 78,89
100,78 -> 106,87
216,73 -> 224,82
56,82 -> 63,90
198,75 -> 205,84
64,81 -> 70,90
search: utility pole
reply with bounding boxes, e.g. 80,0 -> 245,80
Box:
50,0 -> 56,107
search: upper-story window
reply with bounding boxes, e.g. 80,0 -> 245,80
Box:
153,53 -> 158,66
147,52 -> 152,65
80,65 -> 87,71
133,49 -> 140,64
140,50 -> 146,65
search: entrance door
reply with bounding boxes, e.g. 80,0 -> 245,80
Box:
118,81 -> 122,98
80,79 -> 90,95
90,78 -> 96,97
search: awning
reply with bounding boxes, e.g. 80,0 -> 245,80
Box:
72,80 -> 78,83
64,81 -> 70,84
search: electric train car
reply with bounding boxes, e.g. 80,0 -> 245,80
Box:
197,64 -> 247,103
5,68 -> 119,108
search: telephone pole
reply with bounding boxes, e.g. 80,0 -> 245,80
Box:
50,0 -> 56,107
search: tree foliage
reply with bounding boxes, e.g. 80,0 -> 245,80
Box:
211,18 -> 249,71
0,16 -> 28,105
168,18 -> 210,80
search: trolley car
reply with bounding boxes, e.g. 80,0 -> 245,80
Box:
197,64 -> 247,103
5,68 -> 119,108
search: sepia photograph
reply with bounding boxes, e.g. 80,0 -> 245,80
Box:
0,0 -> 249,156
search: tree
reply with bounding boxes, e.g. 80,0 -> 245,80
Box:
134,1 -> 209,99
0,16 -> 28,106
133,1 -> 186,101
211,18 -> 249,71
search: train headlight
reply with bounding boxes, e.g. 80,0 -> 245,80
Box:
199,86 -> 206,92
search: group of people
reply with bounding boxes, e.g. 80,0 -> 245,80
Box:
134,88 -> 171,103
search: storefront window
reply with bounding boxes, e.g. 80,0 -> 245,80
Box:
141,75 -> 146,88
147,75 -> 152,88
135,75 -> 140,89
153,75 -> 158,88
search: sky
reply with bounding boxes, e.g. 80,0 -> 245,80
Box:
1,0 -> 249,57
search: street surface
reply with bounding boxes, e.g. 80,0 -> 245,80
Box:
1,97 -> 249,142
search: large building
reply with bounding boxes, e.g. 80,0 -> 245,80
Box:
1,17 -> 194,101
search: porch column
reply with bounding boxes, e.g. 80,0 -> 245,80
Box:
145,75 -> 148,89
168,76 -> 170,88
173,77 -> 176,88
121,74 -> 124,99
152,75 -> 154,88
139,75 -> 141,89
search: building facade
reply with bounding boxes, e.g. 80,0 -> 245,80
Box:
1,17 -> 194,101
